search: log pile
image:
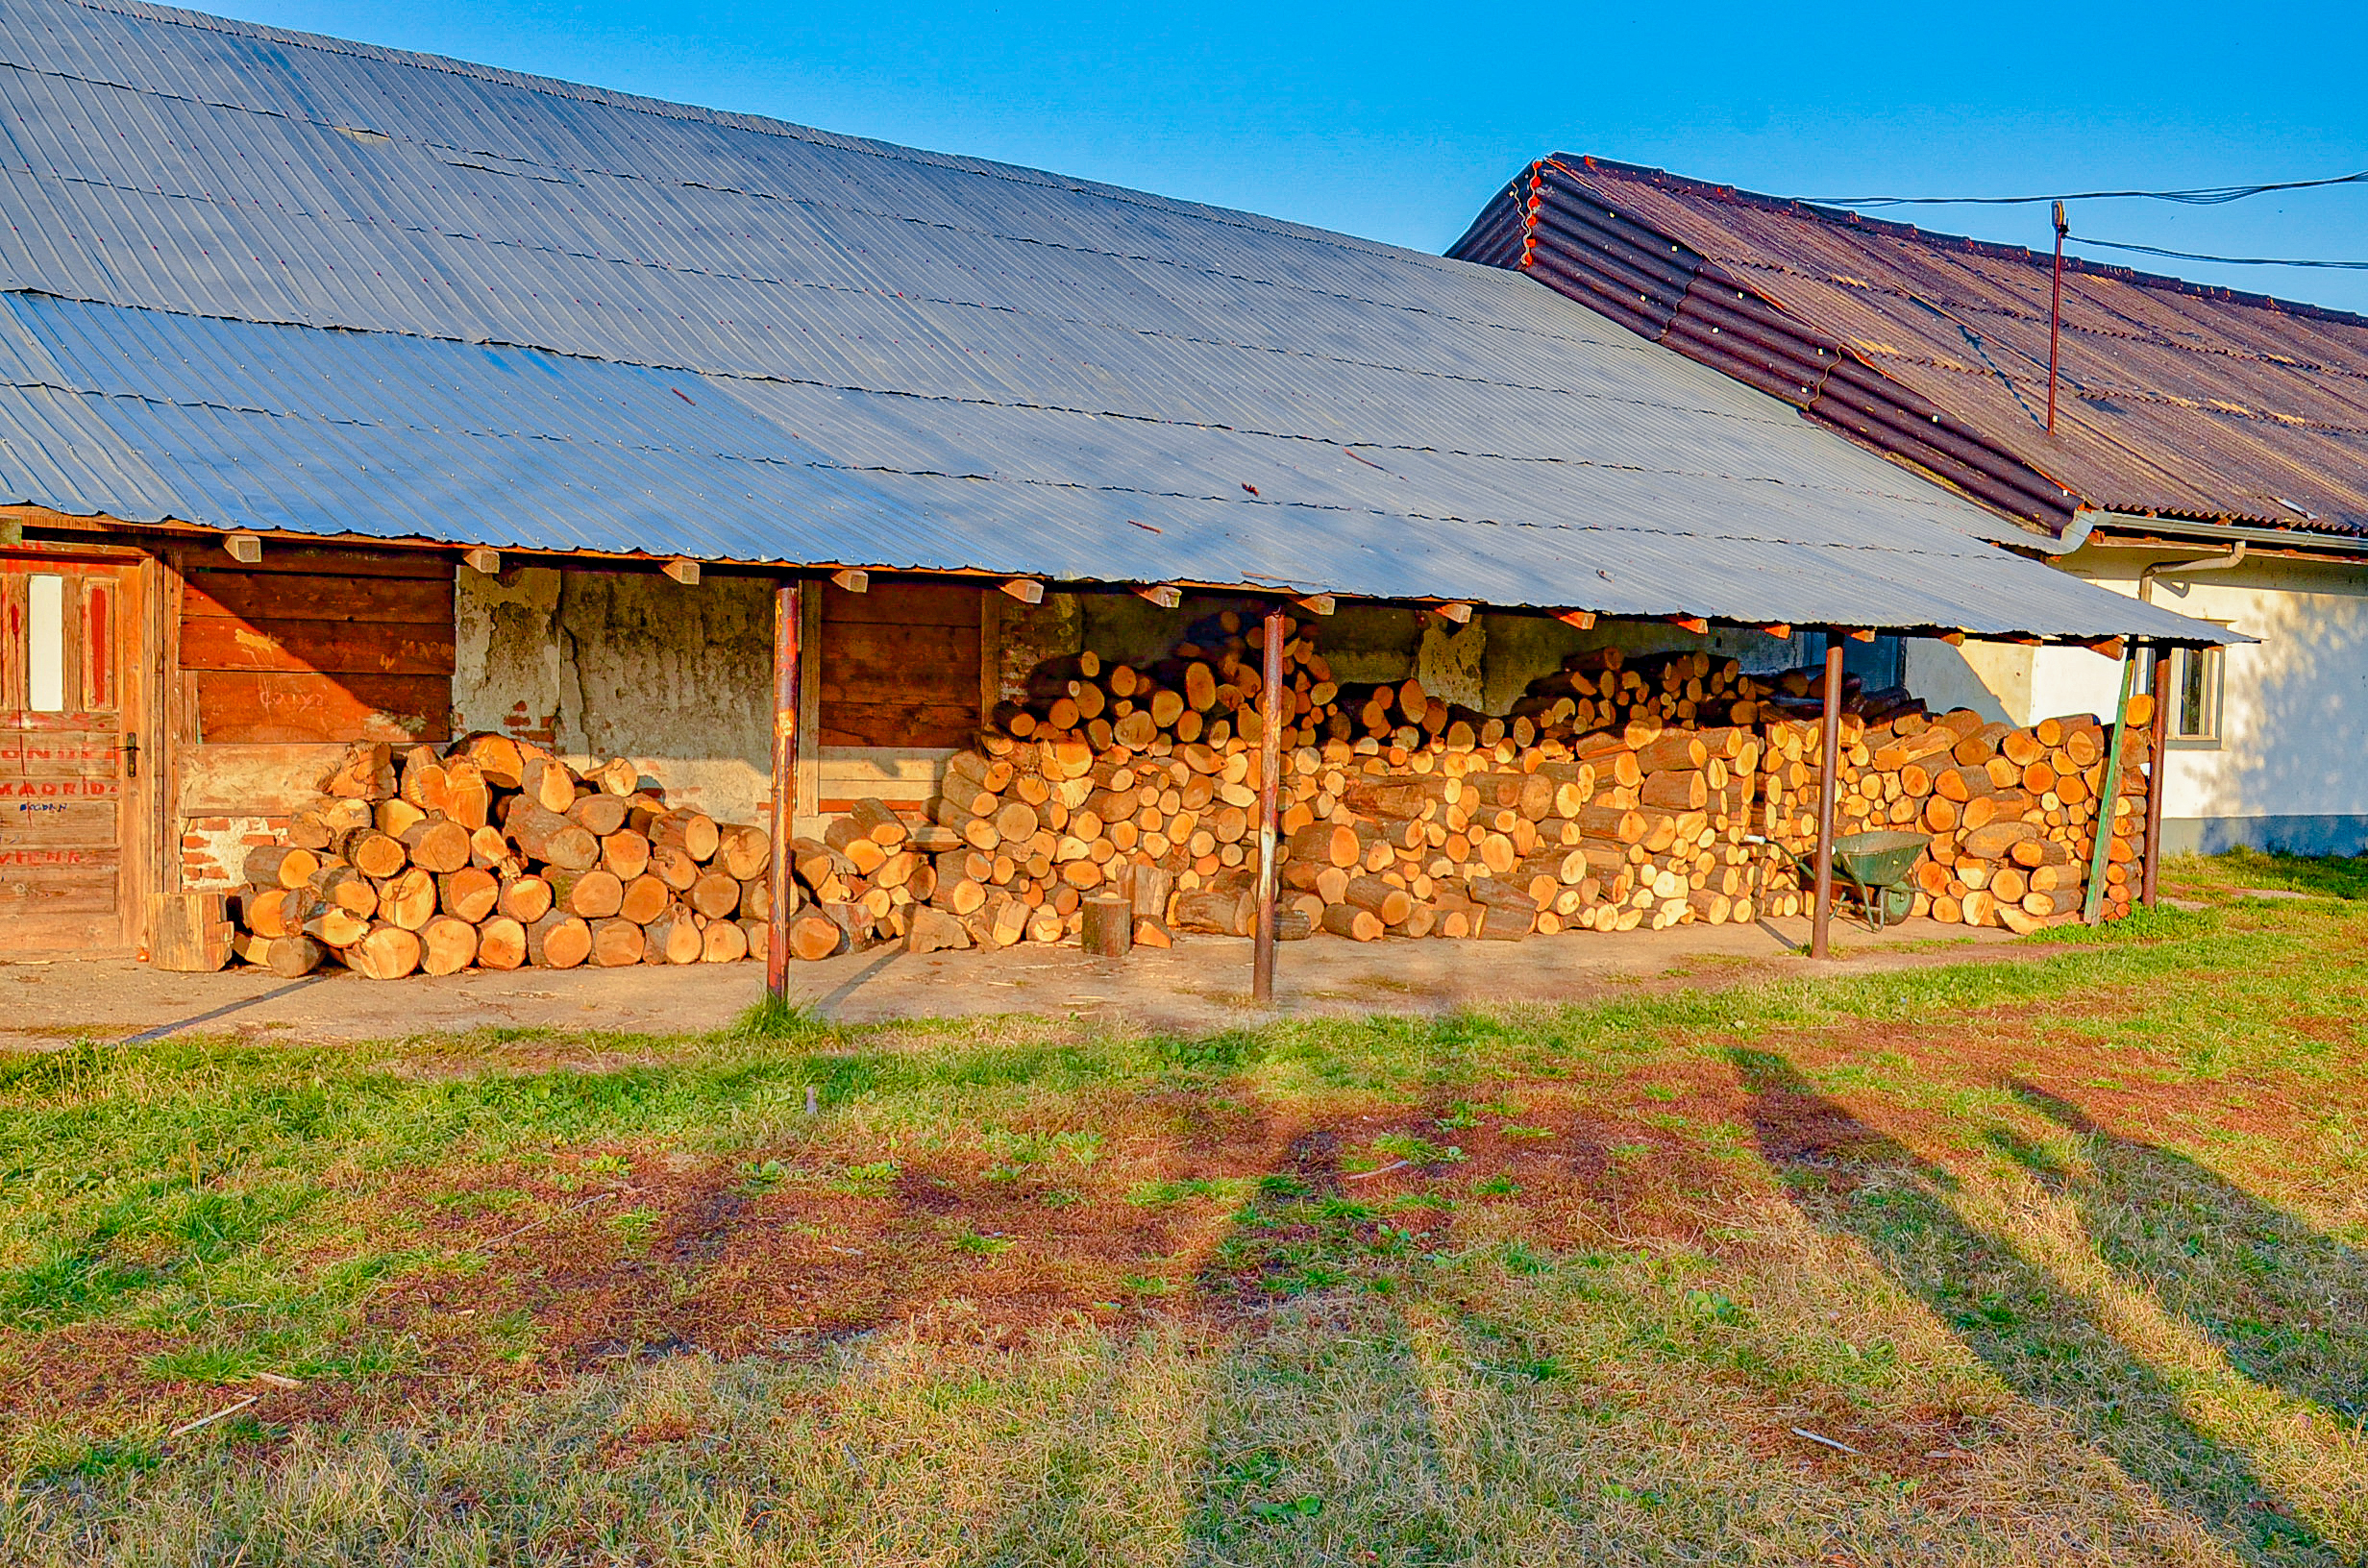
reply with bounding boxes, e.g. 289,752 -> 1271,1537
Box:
213,613 -> 2155,978
227,736 -> 777,979
774,620 -> 2153,957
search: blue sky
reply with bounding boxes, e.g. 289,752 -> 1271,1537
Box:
235,0 -> 2368,314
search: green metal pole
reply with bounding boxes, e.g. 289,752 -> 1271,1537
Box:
2082,648 -> 2140,924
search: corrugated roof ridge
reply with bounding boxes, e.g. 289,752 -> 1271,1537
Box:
1559,153 -> 2368,335
0,283 -> 1985,518
0,280 -> 1768,444
61,0 -> 1457,271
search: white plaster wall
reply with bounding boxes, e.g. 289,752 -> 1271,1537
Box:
2129,576 -> 2368,822
1903,640 -> 2027,724
2022,559 -> 2368,827
454,565 -> 774,824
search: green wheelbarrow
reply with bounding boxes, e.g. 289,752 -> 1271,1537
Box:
1749,830 -> 1930,931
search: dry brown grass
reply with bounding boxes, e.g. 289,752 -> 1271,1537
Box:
3,855 -> 2365,1563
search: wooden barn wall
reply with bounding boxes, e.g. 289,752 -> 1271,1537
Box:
179,545 -> 455,744
814,580 -> 991,815
171,543 -> 456,890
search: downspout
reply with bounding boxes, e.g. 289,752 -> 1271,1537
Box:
2138,541 -> 2245,604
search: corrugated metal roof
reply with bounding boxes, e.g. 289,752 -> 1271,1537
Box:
0,0 -> 2228,642
1458,157 -> 2368,539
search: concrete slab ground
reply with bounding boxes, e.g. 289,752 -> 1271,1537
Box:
0,914 -> 2041,1049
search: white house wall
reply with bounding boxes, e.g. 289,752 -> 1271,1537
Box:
1908,553 -> 2368,857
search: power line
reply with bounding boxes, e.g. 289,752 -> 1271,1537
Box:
2069,234 -> 2368,271
1800,169 -> 2368,208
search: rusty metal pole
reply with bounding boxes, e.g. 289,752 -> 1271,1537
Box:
1251,604 -> 1285,1004
2141,642 -> 2172,906
766,577 -> 802,999
1809,629 -> 1844,960
2046,201 -> 2067,433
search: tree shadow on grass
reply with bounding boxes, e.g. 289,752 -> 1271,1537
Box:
1182,1128 -> 1462,1567
2009,1082 -> 2368,1425
1732,1048 -> 2340,1567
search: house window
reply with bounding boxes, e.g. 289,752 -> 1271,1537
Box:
26,573 -> 65,712
2136,645 -> 2223,746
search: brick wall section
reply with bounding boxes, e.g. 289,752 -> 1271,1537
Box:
181,814 -> 288,892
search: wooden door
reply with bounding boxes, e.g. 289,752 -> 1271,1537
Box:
2,553 -> 142,948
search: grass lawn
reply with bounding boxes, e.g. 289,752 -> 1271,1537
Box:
5,849 -> 2367,1566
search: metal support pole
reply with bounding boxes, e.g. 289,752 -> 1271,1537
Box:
766,577 -> 802,998
1809,630 -> 1843,960
1251,604 -> 1285,1004
2141,643 -> 2172,907
2084,649 -> 2139,924
2046,201 -> 2068,434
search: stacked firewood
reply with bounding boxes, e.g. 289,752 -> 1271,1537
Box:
230,735 -> 776,979
790,622 -> 2152,958
1759,701 -> 2152,930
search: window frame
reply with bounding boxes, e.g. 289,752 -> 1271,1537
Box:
2135,638 -> 2226,749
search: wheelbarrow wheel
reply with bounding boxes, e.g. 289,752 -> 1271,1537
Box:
1871,885 -> 1912,929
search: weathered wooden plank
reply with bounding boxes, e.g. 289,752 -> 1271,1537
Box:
819,620 -> 974,674
182,571 -> 454,625
180,743 -> 350,815
819,702 -> 977,748
196,672 -> 451,744
0,775 -> 120,800
8,738 -> 123,778
186,545 -> 452,579
0,859 -> 118,911
180,616 -> 456,675
819,671 -> 983,707
823,581 -> 985,628
0,798 -> 116,846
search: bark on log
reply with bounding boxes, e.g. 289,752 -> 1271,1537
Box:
1078,896 -> 1132,956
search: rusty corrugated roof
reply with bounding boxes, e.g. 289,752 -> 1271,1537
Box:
1452,157 -> 2368,537
0,0 -> 2236,646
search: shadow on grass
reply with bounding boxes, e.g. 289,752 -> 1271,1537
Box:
2178,850 -> 2368,902
1732,1048 -> 2339,1567
1183,1127 -> 1461,1564
2011,1083 -> 2368,1424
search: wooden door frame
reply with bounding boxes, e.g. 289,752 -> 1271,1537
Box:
1,536 -> 170,953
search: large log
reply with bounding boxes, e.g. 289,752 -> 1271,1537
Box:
499,873 -> 554,924
476,917 -> 528,971
643,904 -> 703,965
1078,896 -> 1132,956
244,845 -> 319,890
505,799 -> 600,870
418,914 -> 480,976
618,872 -> 671,925
588,918 -> 646,967
264,934 -> 327,978
376,869 -> 437,931
702,919 -> 752,963
906,905 -> 973,955
600,828 -> 651,882
1174,887 -> 1254,936
149,893 -> 234,972
547,867 -> 625,919
437,867 -> 500,923
526,912 -> 592,968
344,921 -> 423,980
